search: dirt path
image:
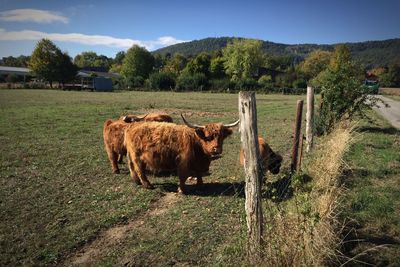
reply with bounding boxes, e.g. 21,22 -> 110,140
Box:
373,95 -> 400,129
62,192 -> 181,266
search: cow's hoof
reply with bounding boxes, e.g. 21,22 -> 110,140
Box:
143,184 -> 154,190
133,180 -> 142,185
113,170 -> 120,174
177,188 -> 186,194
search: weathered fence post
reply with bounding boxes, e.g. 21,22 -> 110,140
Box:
306,86 -> 314,152
291,100 -> 304,172
238,91 -> 263,263
298,134 -> 304,170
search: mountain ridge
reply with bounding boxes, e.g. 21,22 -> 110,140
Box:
153,37 -> 400,67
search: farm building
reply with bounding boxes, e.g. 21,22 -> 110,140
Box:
0,66 -> 32,82
77,70 -> 119,92
0,66 -> 119,91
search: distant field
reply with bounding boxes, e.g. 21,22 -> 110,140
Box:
0,89 -> 304,266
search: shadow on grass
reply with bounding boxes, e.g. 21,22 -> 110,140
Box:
154,174 -> 301,202
356,126 -> 400,135
156,181 -> 246,197
341,221 -> 400,265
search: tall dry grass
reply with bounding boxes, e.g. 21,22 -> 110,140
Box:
262,123 -> 353,266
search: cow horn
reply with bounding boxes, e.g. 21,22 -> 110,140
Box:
223,119 -> 240,128
181,113 -> 204,129
136,113 -> 149,121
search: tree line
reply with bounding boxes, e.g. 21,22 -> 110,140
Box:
1,38 -> 400,90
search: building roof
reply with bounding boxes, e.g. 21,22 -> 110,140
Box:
0,66 -> 31,75
77,70 -> 120,79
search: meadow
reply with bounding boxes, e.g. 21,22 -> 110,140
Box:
0,89 -> 398,266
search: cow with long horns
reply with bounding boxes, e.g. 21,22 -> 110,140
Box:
124,114 -> 239,193
103,113 -> 173,174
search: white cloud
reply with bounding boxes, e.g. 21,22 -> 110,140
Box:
0,29 -> 188,50
0,9 -> 68,24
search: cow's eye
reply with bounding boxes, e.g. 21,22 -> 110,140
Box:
205,135 -> 215,141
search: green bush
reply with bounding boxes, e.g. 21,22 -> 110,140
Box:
148,72 -> 176,91
314,45 -> 377,134
176,73 -> 208,91
292,79 -> 307,89
234,78 -> 258,90
209,79 -> 236,92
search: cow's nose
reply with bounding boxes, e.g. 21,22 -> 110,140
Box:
213,147 -> 221,154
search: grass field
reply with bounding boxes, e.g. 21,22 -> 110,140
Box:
0,89 -> 304,266
341,112 -> 400,266
0,89 -> 398,266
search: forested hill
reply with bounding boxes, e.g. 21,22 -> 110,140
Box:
152,37 -> 400,67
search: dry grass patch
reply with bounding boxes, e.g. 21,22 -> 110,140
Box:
262,124 -> 353,266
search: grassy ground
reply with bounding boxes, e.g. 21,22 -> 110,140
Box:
341,112 -> 400,266
0,89 -> 304,266
1,89 -> 398,266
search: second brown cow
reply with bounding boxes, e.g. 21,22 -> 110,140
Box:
240,136 -> 282,175
103,113 -> 173,174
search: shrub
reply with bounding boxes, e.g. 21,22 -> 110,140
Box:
148,72 -> 176,90
292,79 -> 307,89
209,78 -> 235,92
313,45 -> 378,134
234,78 -> 259,90
176,72 -> 208,91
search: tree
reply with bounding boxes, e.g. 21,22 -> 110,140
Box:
74,51 -> 112,70
209,56 -> 225,79
299,50 -> 332,80
222,39 -> 264,81
163,53 -> 187,75
1,55 -> 30,67
315,45 -> 376,133
183,52 -> 211,77
57,52 -> 78,87
113,51 -> 125,65
121,45 -> 155,83
29,39 -> 63,88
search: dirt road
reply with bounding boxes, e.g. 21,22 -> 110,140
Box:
372,95 -> 400,129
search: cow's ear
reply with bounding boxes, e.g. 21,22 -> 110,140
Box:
195,128 -> 206,140
223,128 -> 233,138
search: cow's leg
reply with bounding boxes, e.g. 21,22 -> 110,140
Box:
177,167 -> 190,194
106,146 -> 120,174
196,176 -> 203,186
117,154 -> 123,164
131,153 -> 154,189
126,153 -> 141,185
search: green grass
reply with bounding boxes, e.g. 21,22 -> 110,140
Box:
341,112 -> 400,266
0,89 -> 304,266
1,89 -> 398,266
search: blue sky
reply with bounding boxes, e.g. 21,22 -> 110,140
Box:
0,0 -> 399,59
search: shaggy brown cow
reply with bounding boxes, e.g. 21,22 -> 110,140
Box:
103,113 -> 173,174
124,114 -> 239,193
240,136 -> 282,175
120,113 -> 173,123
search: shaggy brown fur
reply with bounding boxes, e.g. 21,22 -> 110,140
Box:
103,113 -> 173,174
124,121 -> 235,193
240,136 -> 282,174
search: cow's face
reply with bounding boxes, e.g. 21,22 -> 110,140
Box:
265,145 -> 282,174
195,123 -> 233,157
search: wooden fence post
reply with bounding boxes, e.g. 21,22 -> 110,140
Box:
291,100 -> 304,172
306,86 -> 314,152
238,91 -> 263,263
